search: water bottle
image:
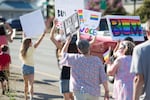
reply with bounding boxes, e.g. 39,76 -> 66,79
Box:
80,86 -> 84,94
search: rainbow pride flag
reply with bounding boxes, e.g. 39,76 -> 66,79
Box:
103,47 -> 111,62
90,14 -> 98,21
78,10 -> 84,23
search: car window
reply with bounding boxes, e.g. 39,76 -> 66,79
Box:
99,18 -> 109,31
98,18 -> 111,36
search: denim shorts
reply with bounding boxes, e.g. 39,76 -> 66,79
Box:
59,79 -> 70,93
22,64 -> 34,75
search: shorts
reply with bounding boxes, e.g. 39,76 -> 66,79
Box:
0,70 -> 9,82
22,64 -> 34,75
60,79 -> 70,93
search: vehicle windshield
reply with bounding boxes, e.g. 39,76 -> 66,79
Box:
97,18 -> 111,36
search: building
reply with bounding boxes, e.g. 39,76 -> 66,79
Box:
0,0 -> 38,20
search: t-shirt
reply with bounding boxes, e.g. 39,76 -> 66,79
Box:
21,46 -> 35,66
130,40 -> 150,100
0,52 -> 11,71
59,35 -> 78,80
60,53 -> 107,96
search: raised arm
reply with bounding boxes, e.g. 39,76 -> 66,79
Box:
5,23 -> 13,42
89,35 -> 96,45
34,30 -> 47,48
50,19 -> 62,49
61,36 -> 72,54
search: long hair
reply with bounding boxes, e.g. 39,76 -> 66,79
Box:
20,38 -> 31,59
121,41 -> 135,56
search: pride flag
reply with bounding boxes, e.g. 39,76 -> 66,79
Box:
90,14 -> 98,21
78,10 -> 84,23
103,47 -> 111,62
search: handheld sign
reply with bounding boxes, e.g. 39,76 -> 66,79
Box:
106,15 -> 144,41
78,9 -> 102,35
20,9 -> 46,37
55,0 -> 84,22
63,12 -> 80,37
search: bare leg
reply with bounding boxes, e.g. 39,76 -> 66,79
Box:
1,81 -> 5,95
23,75 -> 29,100
28,74 -> 34,100
63,92 -> 74,100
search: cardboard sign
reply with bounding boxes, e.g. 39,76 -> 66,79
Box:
63,12 -> 80,37
20,9 -> 46,37
106,15 -> 144,41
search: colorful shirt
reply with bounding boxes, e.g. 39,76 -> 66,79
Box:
0,52 -> 11,71
21,46 -> 35,66
113,55 -> 135,100
60,53 -> 107,96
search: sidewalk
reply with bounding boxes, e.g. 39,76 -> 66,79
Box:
0,65 -> 63,100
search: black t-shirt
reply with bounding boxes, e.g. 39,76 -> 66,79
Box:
60,35 -> 78,80
0,25 -> 6,35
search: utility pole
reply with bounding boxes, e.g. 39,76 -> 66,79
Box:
46,0 -> 49,18
134,0 -> 136,15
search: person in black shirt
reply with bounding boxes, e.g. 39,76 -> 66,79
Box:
50,19 -> 78,100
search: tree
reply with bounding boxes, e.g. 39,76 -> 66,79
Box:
103,0 -> 127,16
135,0 -> 150,23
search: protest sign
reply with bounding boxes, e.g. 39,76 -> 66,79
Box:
106,15 -> 144,41
78,9 -> 102,35
63,12 -> 80,37
20,9 -> 45,37
55,0 -> 84,22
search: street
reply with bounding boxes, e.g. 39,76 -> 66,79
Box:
8,33 -> 113,100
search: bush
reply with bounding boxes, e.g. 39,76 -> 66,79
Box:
135,0 -> 150,23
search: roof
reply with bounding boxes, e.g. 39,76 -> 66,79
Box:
0,1 -> 35,10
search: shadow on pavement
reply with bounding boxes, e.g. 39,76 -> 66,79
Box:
43,79 -> 59,83
33,92 -> 63,100
16,90 -> 63,100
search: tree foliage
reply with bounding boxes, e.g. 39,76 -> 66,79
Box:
103,0 -> 127,16
135,0 -> 150,23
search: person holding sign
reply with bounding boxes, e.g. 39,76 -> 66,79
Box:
60,36 -> 109,100
106,40 -> 135,100
19,30 -> 47,100
0,16 -> 13,52
50,18 -> 78,100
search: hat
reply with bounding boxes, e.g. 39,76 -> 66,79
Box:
77,39 -> 90,54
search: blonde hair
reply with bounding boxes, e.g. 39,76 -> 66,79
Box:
20,38 -> 31,59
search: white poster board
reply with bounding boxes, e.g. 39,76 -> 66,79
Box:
78,9 -> 102,35
106,15 -> 144,41
20,9 -> 46,37
55,0 -> 84,22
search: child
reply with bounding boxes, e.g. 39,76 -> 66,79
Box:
0,44 -> 11,95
